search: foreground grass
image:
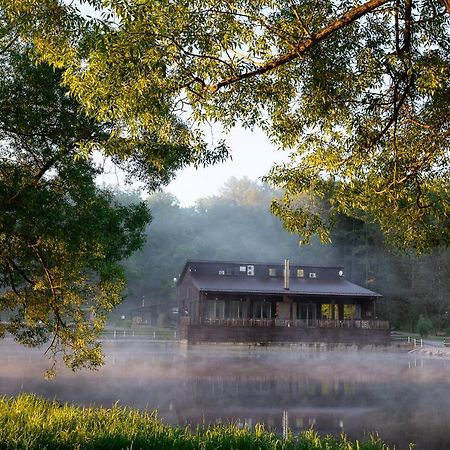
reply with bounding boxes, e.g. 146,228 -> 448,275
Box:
0,395 -> 395,450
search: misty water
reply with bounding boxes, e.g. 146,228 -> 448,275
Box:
1,340 -> 450,450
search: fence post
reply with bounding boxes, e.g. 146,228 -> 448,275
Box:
282,410 -> 289,440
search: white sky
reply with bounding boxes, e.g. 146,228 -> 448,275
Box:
164,125 -> 288,206
98,125 -> 289,206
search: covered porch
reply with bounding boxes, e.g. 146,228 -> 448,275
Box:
192,292 -> 378,323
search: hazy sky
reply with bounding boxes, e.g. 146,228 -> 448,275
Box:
99,125 -> 289,206
164,126 -> 288,206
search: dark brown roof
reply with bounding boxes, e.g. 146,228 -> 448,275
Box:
188,273 -> 380,298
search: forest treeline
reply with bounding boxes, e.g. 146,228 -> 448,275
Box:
118,177 -> 450,334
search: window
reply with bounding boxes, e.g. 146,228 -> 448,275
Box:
247,265 -> 255,276
231,300 -> 247,319
344,304 -> 356,319
309,272 -> 317,279
338,270 -> 344,277
240,266 -> 247,272
226,268 -> 233,275
297,269 -> 304,278
268,268 -> 277,277
206,299 -> 225,319
218,270 -> 225,275
253,301 -> 271,319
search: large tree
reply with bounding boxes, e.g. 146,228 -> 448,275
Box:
0,18 -> 227,374
2,0 -> 449,252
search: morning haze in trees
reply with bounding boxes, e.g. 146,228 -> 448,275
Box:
122,177 -> 450,334
122,177 -> 341,317
2,0 -> 449,252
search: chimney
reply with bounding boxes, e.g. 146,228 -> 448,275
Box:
284,259 -> 290,290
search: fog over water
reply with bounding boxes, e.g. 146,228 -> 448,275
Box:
2,340 -> 450,450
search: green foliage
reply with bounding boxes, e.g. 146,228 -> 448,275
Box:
0,33 -> 155,374
1,0 -> 449,251
0,394 -> 396,450
416,315 -> 434,337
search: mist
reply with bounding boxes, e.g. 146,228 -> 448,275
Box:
119,177 -> 450,334
2,339 -> 450,450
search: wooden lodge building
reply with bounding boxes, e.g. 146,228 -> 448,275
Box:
177,260 -> 389,345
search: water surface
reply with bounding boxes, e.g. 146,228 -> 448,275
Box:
1,339 -> 449,450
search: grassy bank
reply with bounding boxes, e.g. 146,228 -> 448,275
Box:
0,395 -> 395,450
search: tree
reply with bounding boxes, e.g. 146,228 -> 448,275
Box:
0,44 -> 154,375
1,0 -> 449,252
416,315 -> 434,337
0,3 -> 232,372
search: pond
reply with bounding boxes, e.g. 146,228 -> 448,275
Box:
1,339 -> 450,450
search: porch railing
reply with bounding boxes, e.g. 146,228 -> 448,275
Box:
180,316 -> 389,330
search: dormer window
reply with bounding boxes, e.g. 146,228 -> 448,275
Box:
309,272 -> 317,279
268,268 -> 277,277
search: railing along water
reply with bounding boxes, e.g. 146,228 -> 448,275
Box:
186,317 -> 389,330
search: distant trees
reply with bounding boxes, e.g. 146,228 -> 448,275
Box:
120,177 -> 450,335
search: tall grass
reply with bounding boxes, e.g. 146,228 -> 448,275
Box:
0,395 -> 396,450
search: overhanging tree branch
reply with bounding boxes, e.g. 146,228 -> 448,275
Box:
441,0 -> 450,14
210,0 -> 391,92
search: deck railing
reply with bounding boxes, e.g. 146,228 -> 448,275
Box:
180,316 -> 389,330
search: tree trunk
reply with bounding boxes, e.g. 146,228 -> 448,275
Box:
441,0 -> 450,14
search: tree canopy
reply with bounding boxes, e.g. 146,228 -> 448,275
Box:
1,0 -> 449,252
0,39 -> 152,374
